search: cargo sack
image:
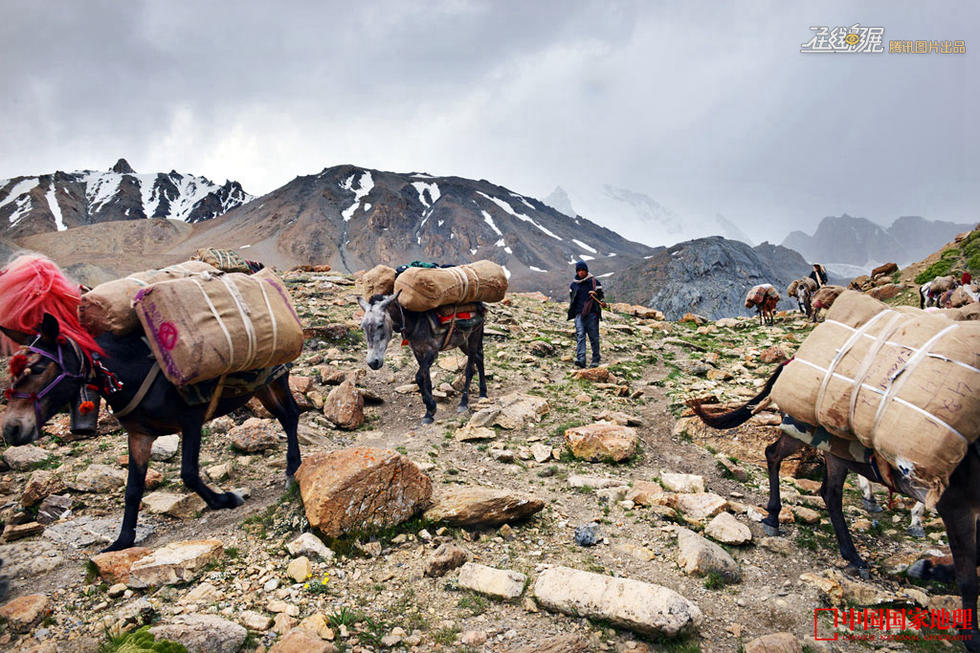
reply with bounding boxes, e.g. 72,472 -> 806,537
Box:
929,275 -> 957,295
79,261 -> 218,336
744,284 -> 774,308
133,267 -> 304,386
394,260 -> 508,312
192,248 -> 252,274
811,285 -> 845,309
771,290 -> 980,506
802,277 -> 818,292
357,264 -> 396,299
787,279 -> 800,298
949,286 -> 977,308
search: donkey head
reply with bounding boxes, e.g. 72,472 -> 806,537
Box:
357,291 -> 401,371
2,314 -> 87,445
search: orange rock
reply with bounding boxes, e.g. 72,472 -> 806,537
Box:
564,423 -> 638,462
89,547 -> 152,584
0,594 -> 51,632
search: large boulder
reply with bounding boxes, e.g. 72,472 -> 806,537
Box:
323,380 -> 364,430
564,423 -> 638,462
295,448 -> 431,537
423,487 -> 545,527
0,594 -> 51,633
2,445 -> 50,471
127,540 -> 224,588
457,562 -> 526,600
533,566 -> 702,637
89,547 -> 152,584
149,614 -> 247,653
229,417 -> 279,453
675,528 -> 740,583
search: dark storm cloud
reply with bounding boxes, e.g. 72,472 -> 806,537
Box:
0,1 -> 976,243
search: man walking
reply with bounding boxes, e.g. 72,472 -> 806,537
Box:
567,261 -> 604,368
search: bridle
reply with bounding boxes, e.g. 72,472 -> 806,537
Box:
5,335 -> 89,430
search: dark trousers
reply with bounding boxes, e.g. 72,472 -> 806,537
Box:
574,313 -> 600,365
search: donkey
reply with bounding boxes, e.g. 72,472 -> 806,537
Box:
788,278 -> 816,319
691,365 -> 980,651
357,291 -> 487,424
745,284 -> 779,326
2,313 -> 302,552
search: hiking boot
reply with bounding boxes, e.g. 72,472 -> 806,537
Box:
588,362 -> 600,368
574,360 -> 586,369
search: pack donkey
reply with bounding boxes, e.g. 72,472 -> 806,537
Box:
358,290 -> 487,424
0,256 -> 302,553
691,364 -> 980,651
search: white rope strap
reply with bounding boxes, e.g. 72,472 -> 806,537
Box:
191,278 -> 235,375
220,275 -> 258,370
815,310 -> 893,418
847,311 -> 906,428
870,323 -> 962,442
256,278 -> 279,368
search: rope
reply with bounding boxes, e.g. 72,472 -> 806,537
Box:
112,362 -> 161,418
203,374 -> 228,422
191,278 -> 235,375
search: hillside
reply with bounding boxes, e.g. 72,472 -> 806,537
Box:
613,236 -> 811,320
897,223 -> 980,285
0,274 -> 955,653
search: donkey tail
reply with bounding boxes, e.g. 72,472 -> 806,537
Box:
689,363 -> 787,429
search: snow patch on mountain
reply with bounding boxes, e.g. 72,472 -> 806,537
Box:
477,191 -> 562,241
341,171 -> 374,222
46,186 -> 65,231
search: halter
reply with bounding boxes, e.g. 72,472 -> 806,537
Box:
5,335 -> 89,430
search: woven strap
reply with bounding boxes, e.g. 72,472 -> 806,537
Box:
112,362 -> 161,418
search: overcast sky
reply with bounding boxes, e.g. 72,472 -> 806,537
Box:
1,0 -> 976,243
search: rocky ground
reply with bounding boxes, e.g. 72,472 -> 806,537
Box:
0,271 -> 965,653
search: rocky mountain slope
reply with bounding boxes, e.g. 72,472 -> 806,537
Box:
782,214 -> 975,269
0,159 -> 251,240
168,165 -> 656,297
0,273 -> 956,653
612,236 -> 811,320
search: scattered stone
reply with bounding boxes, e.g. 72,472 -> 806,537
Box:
454,425 -> 497,442
2,445 -> 50,471
673,493 -> 727,522
425,543 -> 470,577
626,480 -> 666,506
272,613 -> 298,635
423,486 -> 544,527
89,547 -> 152,584
461,630 -> 488,645
613,541 -> 656,561
286,556 -> 312,583
704,512 -> 752,545
298,613 -> 335,640
2,521 -> 43,541
457,562 -> 527,599
676,527 -> 740,582
659,472 -> 704,494
395,383 -> 418,394
20,470 -> 67,508
149,614 -> 247,653
270,628 -> 336,653
716,318 -> 739,328
529,341 -> 555,357
574,522 -> 601,547
759,346 -> 788,364
492,393 -> 550,429
793,506 -> 821,524
43,515 -> 152,549
596,486 -> 627,502
594,410 -> 644,426
295,448 -> 432,537
286,532 -> 335,561
70,464 -> 126,492
799,568 -> 922,607
206,462 -> 232,482
239,610 -> 273,631
564,423 -> 638,462
229,417 -> 279,452
573,366 -> 611,383
128,540 -> 224,588
142,492 -> 207,519
107,583 -> 127,597
530,443 -> 552,462
0,594 -> 51,632
36,494 -> 72,524
323,380 -> 364,430
715,454 -> 748,482
744,632 -> 803,653
180,582 -> 222,604
150,434 -> 180,461
567,475 -> 627,489
534,566 -> 702,637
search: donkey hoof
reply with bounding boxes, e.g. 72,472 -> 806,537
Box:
861,499 -> 883,513
846,563 -> 871,580
762,523 -> 780,537
421,416 -> 434,425
907,526 -> 926,538
456,404 -> 469,414
101,538 -> 135,553
285,475 -> 298,491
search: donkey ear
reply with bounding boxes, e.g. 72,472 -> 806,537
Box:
0,325 -> 33,345
357,296 -> 370,312
39,313 -> 60,343
381,289 -> 402,308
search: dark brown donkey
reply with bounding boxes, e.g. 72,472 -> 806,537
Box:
2,313 -> 302,553
691,365 -> 980,651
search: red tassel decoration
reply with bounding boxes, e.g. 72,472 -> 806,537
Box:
78,400 -> 96,415
9,353 -> 28,378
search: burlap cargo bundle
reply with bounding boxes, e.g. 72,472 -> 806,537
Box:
78,261 -> 218,336
357,264 -> 396,299
192,248 -> 252,274
745,284 -> 777,308
787,280 -> 800,298
772,291 -> 980,506
929,275 -> 957,295
133,267 -> 304,386
394,260 -> 508,312
811,285 -> 845,309
949,286 -> 977,308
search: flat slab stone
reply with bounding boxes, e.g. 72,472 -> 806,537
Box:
704,512 -> 752,545
128,539 -> 224,588
149,614 -> 247,653
673,492 -> 727,522
567,475 -> 628,489
659,472 -> 704,494
43,516 -> 154,549
424,487 -> 545,528
533,566 -> 703,637
457,562 -> 526,600
676,528 -> 740,583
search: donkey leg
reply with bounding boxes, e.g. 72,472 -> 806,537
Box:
857,476 -> 883,513
938,506 -> 980,650
907,502 -> 926,537
103,432 -> 154,552
458,349 -> 476,413
256,374 -> 302,478
821,458 -> 869,576
414,351 -> 438,424
475,336 -> 488,399
181,422 -> 244,509
763,434 -> 803,535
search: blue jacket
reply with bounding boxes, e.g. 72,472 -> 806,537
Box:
568,275 -> 604,320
